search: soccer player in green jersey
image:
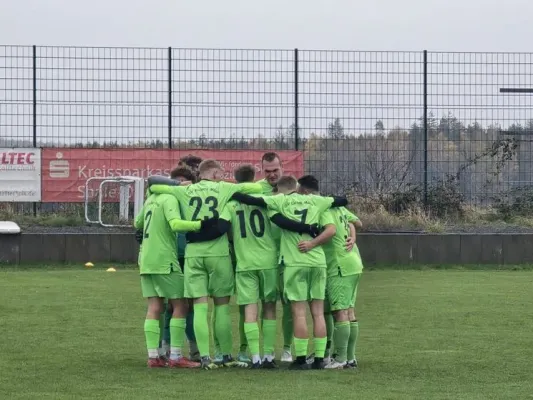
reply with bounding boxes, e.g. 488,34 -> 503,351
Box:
345,214 -> 363,369
296,175 -> 363,369
148,159 -> 262,370
134,189 -> 215,369
232,176 -> 348,370
156,165 -> 201,362
222,164 -> 280,368
256,152 -> 294,363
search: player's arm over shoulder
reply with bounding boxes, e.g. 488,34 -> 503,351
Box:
341,207 -> 363,228
316,194 -> 348,211
229,181 -> 263,195
149,183 -> 184,198
161,194 -> 201,233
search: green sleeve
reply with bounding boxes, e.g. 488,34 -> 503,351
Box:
320,210 -> 335,227
169,219 -> 202,232
162,195 -> 182,223
150,184 -> 184,199
317,195 -> 335,213
263,195 -> 283,212
134,205 -> 145,229
343,207 -> 359,223
233,182 -> 262,195
220,202 -> 234,223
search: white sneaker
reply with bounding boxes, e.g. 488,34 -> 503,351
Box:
281,349 -> 293,362
325,360 -> 346,369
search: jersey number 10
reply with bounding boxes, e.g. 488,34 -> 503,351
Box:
236,210 -> 265,238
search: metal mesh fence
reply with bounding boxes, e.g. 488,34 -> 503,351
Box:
2,46 -> 533,211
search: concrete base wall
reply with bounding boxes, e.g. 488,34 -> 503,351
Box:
0,233 -> 531,265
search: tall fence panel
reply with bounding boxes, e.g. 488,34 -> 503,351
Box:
171,48 -> 295,150
0,46 -> 34,147
427,52 -> 533,205
299,50 -> 424,195
2,45 -> 533,213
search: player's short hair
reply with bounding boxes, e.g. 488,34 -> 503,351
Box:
170,165 -> 197,182
178,155 -> 203,170
198,159 -> 222,175
276,175 -> 298,192
261,152 -> 282,165
297,175 -> 319,193
234,163 -> 256,183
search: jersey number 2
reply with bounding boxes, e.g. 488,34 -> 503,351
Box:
190,196 -> 219,220
236,209 -> 265,238
143,210 -> 153,239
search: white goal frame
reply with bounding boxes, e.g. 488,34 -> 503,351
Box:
84,176 -> 145,228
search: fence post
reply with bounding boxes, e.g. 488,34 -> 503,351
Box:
168,47 -> 172,149
423,50 -> 428,206
294,48 -> 299,151
32,45 -> 37,216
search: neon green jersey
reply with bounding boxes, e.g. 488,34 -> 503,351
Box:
257,178 -> 275,196
134,193 -> 182,274
221,197 -> 278,271
150,180 -> 262,258
343,208 -> 364,274
256,178 -> 281,245
322,207 -> 363,276
264,193 -> 336,268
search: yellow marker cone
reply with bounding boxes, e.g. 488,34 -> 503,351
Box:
106,267 -> 116,272
85,262 -> 94,268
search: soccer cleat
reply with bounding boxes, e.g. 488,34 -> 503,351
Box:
281,348 -> 293,363
189,351 -> 201,363
251,361 -> 262,369
325,360 -> 346,370
147,357 -> 167,368
261,359 -> 278,369
200,357 -> 218,370
213,348 -> 223,364
305,352 -> 315,364
312,358 -> 325,370
237,351 -> 252,363
168,357 -> 201,369
345,359 -> 358,369
288,360 -> 311,370
218,355 -> 249,368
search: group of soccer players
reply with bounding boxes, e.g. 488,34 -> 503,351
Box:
134,152 -> 363,370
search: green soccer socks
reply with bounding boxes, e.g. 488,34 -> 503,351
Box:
169,318 -> 186,360
294,337 -> 308,357
193,303 -> 210,358
333,321 -> 350,363
262,319 -> 277,359
244,322 -> 260,363
144,319 -> 160,359
314,336 -> 327,358
214,304 -> 233,355
347,321 -> 359,362
282,302 -> 293,350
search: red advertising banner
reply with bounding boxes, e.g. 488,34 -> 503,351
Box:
41,149 -> 304,202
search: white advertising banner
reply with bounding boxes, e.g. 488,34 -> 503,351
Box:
0,148 -> 42,202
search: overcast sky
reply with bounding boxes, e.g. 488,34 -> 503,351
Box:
1,0 -> 531,51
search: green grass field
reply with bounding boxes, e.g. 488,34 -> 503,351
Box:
1,266 -> 533,400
